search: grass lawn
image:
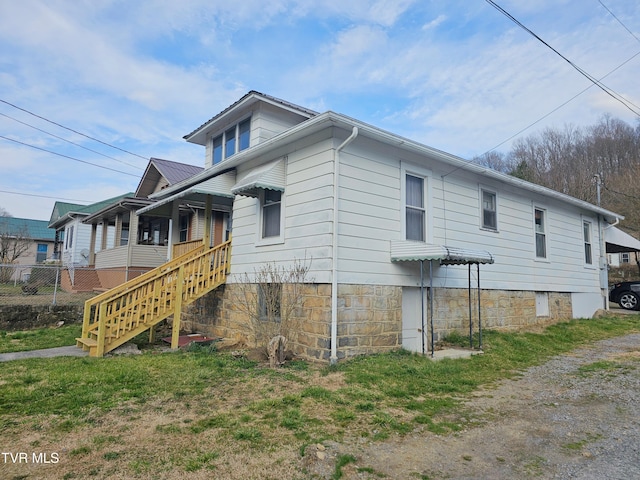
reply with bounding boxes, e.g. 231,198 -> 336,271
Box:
0,324 -> 82,353
0,315 -> 638,479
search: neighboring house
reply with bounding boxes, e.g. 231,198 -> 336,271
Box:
49,196 -> 125,268
0,216 -> 58,282
133,91 -> 626,362
605,227 -> 640,268
79,158 -> 205,290
48,158 -> 206,292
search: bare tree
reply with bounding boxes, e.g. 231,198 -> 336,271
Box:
0,220 -> 31,283
472,151 -> 513,173
231,258 -> 312,367
0,207 -> 11,217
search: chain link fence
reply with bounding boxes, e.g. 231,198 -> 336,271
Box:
0,264 -> 149,306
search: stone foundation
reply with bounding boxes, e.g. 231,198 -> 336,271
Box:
182,283 -> 573,362
429,288 -> 573,343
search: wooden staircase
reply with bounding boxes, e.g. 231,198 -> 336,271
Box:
76,239 -> 231,357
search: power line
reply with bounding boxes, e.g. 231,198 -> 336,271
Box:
485,0 -> 640,117
0,189 -> 88,203
603,183 -> 640,201
599,0 -> 640,45
484,49 -> 640,153
0,112 -> 142,170
0,135 -> 139,177
0,98 -> 149,161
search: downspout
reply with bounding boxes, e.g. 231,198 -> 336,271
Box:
331,126 -> 359,365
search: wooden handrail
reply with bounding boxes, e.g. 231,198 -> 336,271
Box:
78,239 -> 231,356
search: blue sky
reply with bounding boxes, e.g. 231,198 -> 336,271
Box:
1,0 -> 639,220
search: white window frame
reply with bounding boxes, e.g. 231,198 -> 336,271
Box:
479,187 -> 498,232
211,116 -> 251,164
582,219 -> 593,266
256,189 -> 285,246
534,206 -> 547,260
401,163 -> 432,243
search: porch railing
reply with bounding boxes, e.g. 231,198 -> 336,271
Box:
77,239 -> 231,357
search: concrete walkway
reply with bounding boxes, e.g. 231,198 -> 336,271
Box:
0,345 -> 88,362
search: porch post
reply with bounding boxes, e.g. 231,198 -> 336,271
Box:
203,196 -> 213,249
170,201 -> 182,260
114,213 -> 123,247
89,224 -> 97,265
100,219 -> 109,251
171,265 -> 185,350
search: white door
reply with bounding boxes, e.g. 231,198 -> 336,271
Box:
402,287 -> 427,353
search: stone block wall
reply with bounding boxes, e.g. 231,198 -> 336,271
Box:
181,282 -> 402,361
182,282 -> 573,362
0,305 -> 83,331
430,288 -> 573,342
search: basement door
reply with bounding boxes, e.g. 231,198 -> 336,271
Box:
402,287 -> 427,353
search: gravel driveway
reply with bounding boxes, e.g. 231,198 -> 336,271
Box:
340,333 -> 640,479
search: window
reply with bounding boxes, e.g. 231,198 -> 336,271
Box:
258,283 -> 281,322
66,226 -> 74,249
622,252 -> 630,264
224,126 -> 236,159
406,174 -> 425,241
212,135 -> 223,165
583,221 -> 592,265
481,189 -> 497,230
239,118 -> 250,151
262,190 -> 282,239
36,244 -> 47,263
534,208 -> 546,258
179,214 -> 189,243
211,117 -> 251,163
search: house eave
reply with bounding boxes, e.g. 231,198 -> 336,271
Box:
183,91 -> 318,146
168,110 -> 623,222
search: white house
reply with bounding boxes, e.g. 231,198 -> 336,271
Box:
49,197 -> 122,268
140,91 -> 623,362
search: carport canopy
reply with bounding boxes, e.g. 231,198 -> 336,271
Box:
605,226 -> 640,254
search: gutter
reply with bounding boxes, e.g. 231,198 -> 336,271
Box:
330,126 -> 358,365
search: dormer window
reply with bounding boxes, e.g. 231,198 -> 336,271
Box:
212,117 -> 251,164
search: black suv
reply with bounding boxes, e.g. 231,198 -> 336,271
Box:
609,281 -> 640,310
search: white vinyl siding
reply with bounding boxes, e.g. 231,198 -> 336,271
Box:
227,124 -> 603,302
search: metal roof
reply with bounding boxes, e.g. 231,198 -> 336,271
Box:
0,216 -> 57,241
391,241 -> 495,265
135,158 -> 204,198
183,91 -> 318,144
605,226 -> 640,253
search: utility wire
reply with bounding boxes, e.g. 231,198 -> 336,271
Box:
485,0 -> 640,117
0,98 -> 149,161
0,112 -> 142,170
0,189 -> 87,203
0,135 -> 139,177
484,49 -> 640,153
602,183 -> 640,201
598,0 -> 640,44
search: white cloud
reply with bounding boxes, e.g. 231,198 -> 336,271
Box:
422,14 -> 447,31
1,0 -> 639,219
